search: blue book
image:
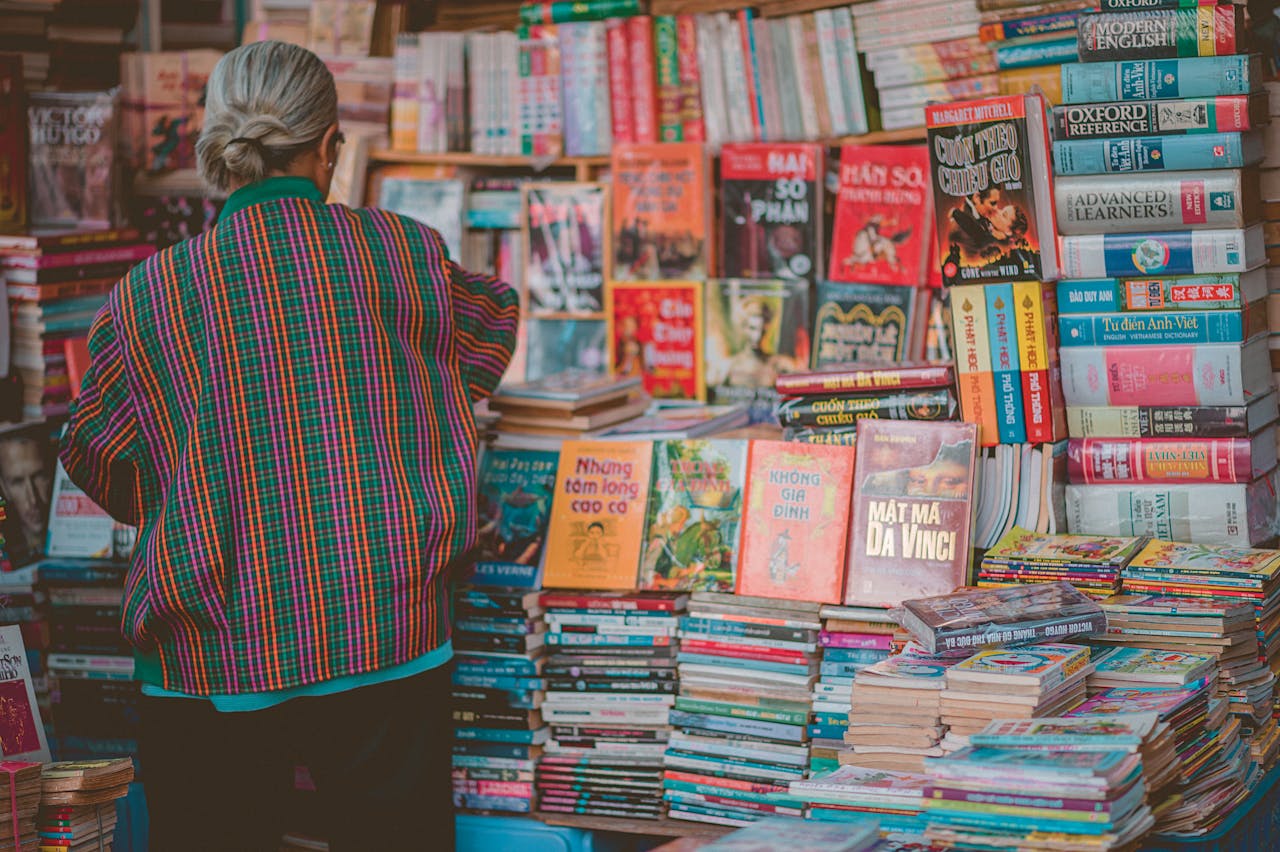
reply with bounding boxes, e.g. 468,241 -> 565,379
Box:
1062,56 -> 1260,104
662,779 -> 808,808
807,723 -> 848,740
819,661 -> 867,677
453,727 -> 548,745
1060,227 -> 1264,278
452,793 -> 532,813
451,741 -> 539,760
926,807 -> 1118,836
454,617 -> 537,636
986,284 -> 1027,443
450,674 -> 544,691
677,652 -> 813,676
453,659 -> 541,678
545,633 -> 668,647
468,446 -> 560,590
820,647 -> 889,664
1059,309 -> 1257,346
996,35 -> 1077,70
812,712 -> 849,727
668,711 -> 808,743
1054,131 -> 1263,175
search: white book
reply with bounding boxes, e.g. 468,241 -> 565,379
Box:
830,7 -> 868,137
787,16 -> 819,139
813,10 -> 849,136
1066,478 -> 1277,547
720,13 -> 755,143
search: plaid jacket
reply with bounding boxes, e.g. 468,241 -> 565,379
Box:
60,177 -> 518,696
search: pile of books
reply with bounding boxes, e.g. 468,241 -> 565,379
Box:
939,643 -> 1093,741
981,0 -> 1081,104
0,761 -> 40,851
663,592 -> 819,827
535,591 -> 685,820
38,758 -> 134,850
450,586 -> 547,814
773,362 -> 958,446
697,816 -> 881,852
486,373 -> 649,445
807,605 -> 899,775
977,527 -> 1144,598
789,765 -> 927,833
0,228 -> 155,419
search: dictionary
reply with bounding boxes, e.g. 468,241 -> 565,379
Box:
1061,55 -> 1261,104
1051,94 -> 1268,140
1066,429 -> 1277,484
1065,392 -> 1279,439
1057,337 -> 1272,407
1059,226 -> 1265,277
1076,7 -> 1244,62
1056,170 -> 1261,237
1053,132 -> 1265,175
1057,302 -> 1267,346
1056,268 -> 1267,313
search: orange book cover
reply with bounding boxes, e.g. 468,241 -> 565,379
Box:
736,440 -> 857,604
542,440 -> 654,590
611,142 -> 709,281
64,337 -> 90,399
607,280 -> 704,401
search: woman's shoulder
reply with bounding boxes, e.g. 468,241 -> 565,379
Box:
324,203 -> 451,258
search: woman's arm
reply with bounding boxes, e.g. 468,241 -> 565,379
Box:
59,306 -> 145,526
449,260 -> 519,401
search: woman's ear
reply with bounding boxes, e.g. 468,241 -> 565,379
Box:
312,123 -> 342,197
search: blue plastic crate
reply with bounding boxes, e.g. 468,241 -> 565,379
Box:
457,814 -> 596,852
1142,765 -> 1280,851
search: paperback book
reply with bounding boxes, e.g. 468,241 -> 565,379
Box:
811,281 -> 924,368
704,278 -> 809,407
719,143 -> 823,282
523,182 -> 608,314
612,142 -> 709,281
607,281 -> 704,401
471,447 -> 559,589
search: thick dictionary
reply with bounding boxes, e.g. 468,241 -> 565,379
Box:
1056,268 -> 1266,313
1055,170 -> 1260,236
1057,337 -> 1271,407
1066,429 -> 1276,484
1057,302 -> 1268,347
1076,7 -> 1243,62
1053,132 -> 1264,175
1052,94 -> 1268,139
1061,55 -> 1260,104
1059,226 -> 1265,277
1065,392 -> 1278,439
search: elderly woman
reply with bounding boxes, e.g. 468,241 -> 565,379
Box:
60,41 -> 517,851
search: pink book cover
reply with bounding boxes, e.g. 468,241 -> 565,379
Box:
606,20 -> 635,144
627,17 -> 658,144
845,420 -> 979,608
736,440 -> 856,604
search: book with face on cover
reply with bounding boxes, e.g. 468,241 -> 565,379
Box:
523,182 -> 608,315
607,280 -> 704,401
611,142 -> 708,281
844,420 -> 979,609
704,278 -> 809,407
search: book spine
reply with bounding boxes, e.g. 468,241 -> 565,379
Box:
814,11 -> 849,136
628,16 -> 658,143
801,14 -> 832,139
980,8 -> 1084,42
1052,95 -> 1266,139
1063,481 -> 1265,546
1067,436 -> 1256,483
934,610 -> 1108,653
751,19 -> 782,141
1057,340 -> 1257,406
720,13 -> 755,143
1053,133 -> 1256,175
787,16 -> 820,140
673,698 -> 808,726
995,35 -> 1078,70
1077,7 -> 1240,62
986,283 -> 1028,443
682,617 -> 815,643
1057,272 -> 1255,313
878,75 -> 1001,111
1012,280 -> 1054,444
776,365 -> 954,396
1100,0 -> 1224,7
864,36 -> 988,69
1059,308 -> 1256,346
774,389 -> 959,427
606,20 -> 636,144
654,16 -> 683,142
391,33 -> 421,151
831,8 -> 868,136
676,16 -> 706,143
1061,55 -> 1257,103
694,15 -> 728,148
738,9 -> 764,141
519,0 -> 643,24
1061,228 -> 1261,277
1057,170 -> 1252,236
1066,404 -> 1255,438
950,285 -> 1001,446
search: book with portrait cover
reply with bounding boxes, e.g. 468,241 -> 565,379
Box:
543,440 -> 653,590
607,281 -> 704,401
470,447 -> 560,589
28,90 -> 119,229
925,93 -> 1059,285
736,440 -> 857,604
718,142 -> 823,283
611,142 -> 709,281
704,278 -> 809,408
844,420 -> 979,609
523,182 -> 608,315
639,439 -> 748,593
827,143 -> 933,286
811,281 -> 924,368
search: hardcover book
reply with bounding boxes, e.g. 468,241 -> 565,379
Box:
736,440 -> 857,604
1056,268 -> 1266,314
812,280 -> 920,367
926,93 -> 1059,285
471,447 -> 559,589
611,142 -> 708,281
704,278 -> 809,407
844,420 -> 979,608
1067,431 -> 1276,484
1055,171 -> 1259,236
775,362 -> 955,398
827,144 -> 933,286
1064,477 -> 1278,546
523,182 -> 608,314
1059,226 -> 1265,278
1057,337 -> 1271,407
719,143 -> 823,282
1065,393 -> 1279,439
607,281 -> 704,401
1051,94 -> 1269,140
28,90 -> 119,228
1076,7 -> 1243,63
1060,55 -> 1261,104
1058,304 -> 1267,347
1053,132 -> 1264,175
639,439 -> 748,593
898,581 -> 1108,654
542,440 -> 654,590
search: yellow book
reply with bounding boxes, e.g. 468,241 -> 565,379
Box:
950,284 -> 999,446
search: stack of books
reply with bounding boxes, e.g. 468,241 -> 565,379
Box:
807,605 -> 899,775
0,762 -> 40,851
844,643 -> 965,773
0,228 -> 155,419
697,816 -> 882,852
663,592 -> 820,827
773,362 -> 959,446
939,643 -> 1093,741
1087,646 -> 1217,693
981,0 -> 1082,104
38,758 -> 134,850
449,586 -> 547,815
977,527 -> 1145,598
922,745 -> 1155,850
486,373 -> 649,445
1267,81 -> 1280,395
1052,17 -> 1272,546
535,591 -> 685,821
789,765 -> 927,832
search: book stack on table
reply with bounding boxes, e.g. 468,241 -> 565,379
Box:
38,758 -> 133,852
789,764 -> 929,834
977,527 -> 1145,599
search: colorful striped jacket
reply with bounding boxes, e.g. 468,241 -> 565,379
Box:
60,177 -> 519,696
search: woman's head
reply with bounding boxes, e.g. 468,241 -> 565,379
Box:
197,41 -> 340,193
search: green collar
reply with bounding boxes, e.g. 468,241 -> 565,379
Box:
219,175 -> 325,222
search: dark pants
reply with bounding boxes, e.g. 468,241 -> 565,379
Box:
139,664 -> 454,852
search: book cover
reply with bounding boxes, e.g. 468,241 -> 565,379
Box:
1057,269 -> 1266,313
639,439 -> 748,593
472,447 -> 559,589
524,318 -> 607,382
0,56 -> 25,230
28,91 -> 118,228
705,278 -> 809,407
1065,394 -> 1278,439
1051,94 -> 1268,139
812,281 -> 917,368
543,441 -> 654,590
607,281 -> 704,401
950,285 -> 1000,446
736,440 -> 857,604
776,362 -> 955,398
1057,337 -> 1270,407
827,144 -> 932,286
845,420 -> 979,608
1064,478 -> 1276,546
1060,55 -> 1260,104
1091,647 -> 1213,684
611,142 -> 708,281
986,284 -> 1027,444
1076,7 -> 1242,62
44,462 -> 120,560
947,643 -> 1091,686
984,526 -> 1145,567
1059,226 -> 1264,277
719,143 -> 823,283
378,177 -> 465,260
1058,304 -> 1266,347
523,182 -> 608,315
0,624 -> 49,762
926,94 -> 1055,285
1056,171 -> 1258,236
1066,685 -> 1200,719
1127,539 -> 1280,579
1053,132 -> 1264,175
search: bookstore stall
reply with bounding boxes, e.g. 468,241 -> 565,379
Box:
3,0 -> 1280,850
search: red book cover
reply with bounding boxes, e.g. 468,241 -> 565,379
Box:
607,280 -> 704,400
775,362 -> 955,398
679,639 -> 810,664
828,144 -> 933,286
627,16 -> 659,144
719,143 -> 823,282
1013,280 -> 1053,444
606,20 -> 636,144
737,440 -> 857,604
0,55 -> 26,231
844,420 -> 978,609
1067,436 -> 1268,484
676,15 -> 705,143
64,337 -> 90,399
4,243 -> 156,270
